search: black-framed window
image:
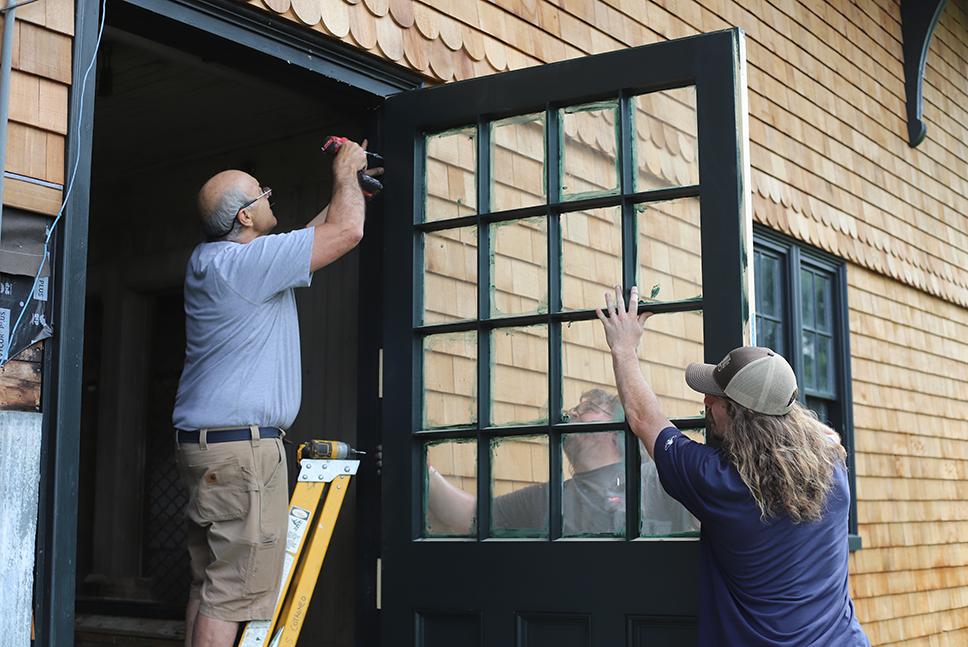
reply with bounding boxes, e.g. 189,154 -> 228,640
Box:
753,225 -> 860,548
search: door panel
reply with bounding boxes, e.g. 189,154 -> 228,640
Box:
384,29 -> 751,646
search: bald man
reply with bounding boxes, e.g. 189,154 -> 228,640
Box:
172,140 -> 375,647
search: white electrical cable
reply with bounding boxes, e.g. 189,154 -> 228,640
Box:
1,0 -> 106,364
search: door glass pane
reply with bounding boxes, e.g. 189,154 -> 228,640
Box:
560,101 -> 619,200
561,431 -> 626,537
636,198 -> 703,304
561,206 -> 623,312
561,321 -> 619,424
423,331 -> 478,429
490,325 -> 549,427
639,311 -> 706,420
425,127 -> 477,223
423,227 -> 478,325
491,114 -> 546,212
425,439 -> 478,537
640,435 -> 702,536
490,435 -> 549,537
490,217 -> 548,317
633,86 -> 699,192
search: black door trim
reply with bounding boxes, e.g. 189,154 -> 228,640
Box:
108,0 -> 425,101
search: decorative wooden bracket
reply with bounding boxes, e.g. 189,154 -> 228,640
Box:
901,0 -> 949,147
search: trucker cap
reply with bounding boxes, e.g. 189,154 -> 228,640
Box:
685,347 -> 799,416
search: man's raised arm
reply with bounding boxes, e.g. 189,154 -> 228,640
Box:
597,285 -> 673,460
306,139 -> 370,272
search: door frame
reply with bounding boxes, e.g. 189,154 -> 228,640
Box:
38,1 -> 421,642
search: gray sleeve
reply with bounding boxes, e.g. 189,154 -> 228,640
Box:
492,482 -> 549,530
216,228 -> 314,303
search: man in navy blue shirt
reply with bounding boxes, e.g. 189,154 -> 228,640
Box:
597,285 -> 869,646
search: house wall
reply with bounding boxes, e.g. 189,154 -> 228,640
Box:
237,0 -> 968,644
849,265 -> 968,644
6,0 -> 968,645
0,0 -> 72,403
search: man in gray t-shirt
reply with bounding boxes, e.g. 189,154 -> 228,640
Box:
172,139 -> 376,647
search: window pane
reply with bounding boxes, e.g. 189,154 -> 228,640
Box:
561,206 -> 623,312
758,320 -> 782,354
491,114 -> 546,212
800,268 -> 835,397
425,127 -> 476,223
423,331 -> 478,429
802,328 -> 834,396
561,320 -> 620,424
423,227 -> 478,325
806,396 -> 830,427
561,431 -> 625,537
636,198 -> 703,304
490,217 -> 548,317
425,439 -> 477,537
753,249 -> 784,355
490,325 -> 549,427
816,271 -> 831,332
633,86 -> 699,192
817,334 -> 832,393
757,251 -> 780,318
802,330 -> 816,390
640,436 -> 701,536
560,101 -> 619,200
491,435 -> 549,537
639,310 -> 706,420
800,269 -> 815,329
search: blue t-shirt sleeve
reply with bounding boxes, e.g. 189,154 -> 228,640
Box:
215,228 -> 314,303
652,426 -> 718,522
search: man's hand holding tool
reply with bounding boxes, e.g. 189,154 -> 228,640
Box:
322,136 -> 384,199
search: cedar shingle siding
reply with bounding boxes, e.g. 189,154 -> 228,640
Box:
7,1 -> 968,644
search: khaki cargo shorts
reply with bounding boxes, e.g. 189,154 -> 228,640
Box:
175,431 -> 288,622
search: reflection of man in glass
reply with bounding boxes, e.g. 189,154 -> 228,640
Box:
499,389 -> 626,535
428,389 -> 694,536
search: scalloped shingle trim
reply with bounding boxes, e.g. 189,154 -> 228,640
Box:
751,172 -> 968,308
238,0 -> 520,82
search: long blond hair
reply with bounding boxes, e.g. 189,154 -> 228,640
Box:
719,400 -> 847,523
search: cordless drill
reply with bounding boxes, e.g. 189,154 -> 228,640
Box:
321,136 -> 384,199
299,439 -> 365,460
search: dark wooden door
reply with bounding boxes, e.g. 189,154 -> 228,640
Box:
381,29 -> 753,647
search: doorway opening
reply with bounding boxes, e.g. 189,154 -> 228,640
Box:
75,9 -> 384,645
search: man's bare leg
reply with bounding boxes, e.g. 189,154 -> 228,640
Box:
186,604 -> 239,647
185,598 -> 199,647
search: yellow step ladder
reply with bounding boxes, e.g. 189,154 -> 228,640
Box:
238,441 -> 361,647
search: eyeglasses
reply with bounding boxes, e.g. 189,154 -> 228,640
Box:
567,400 -> 610,420
236,186 -> 272,217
